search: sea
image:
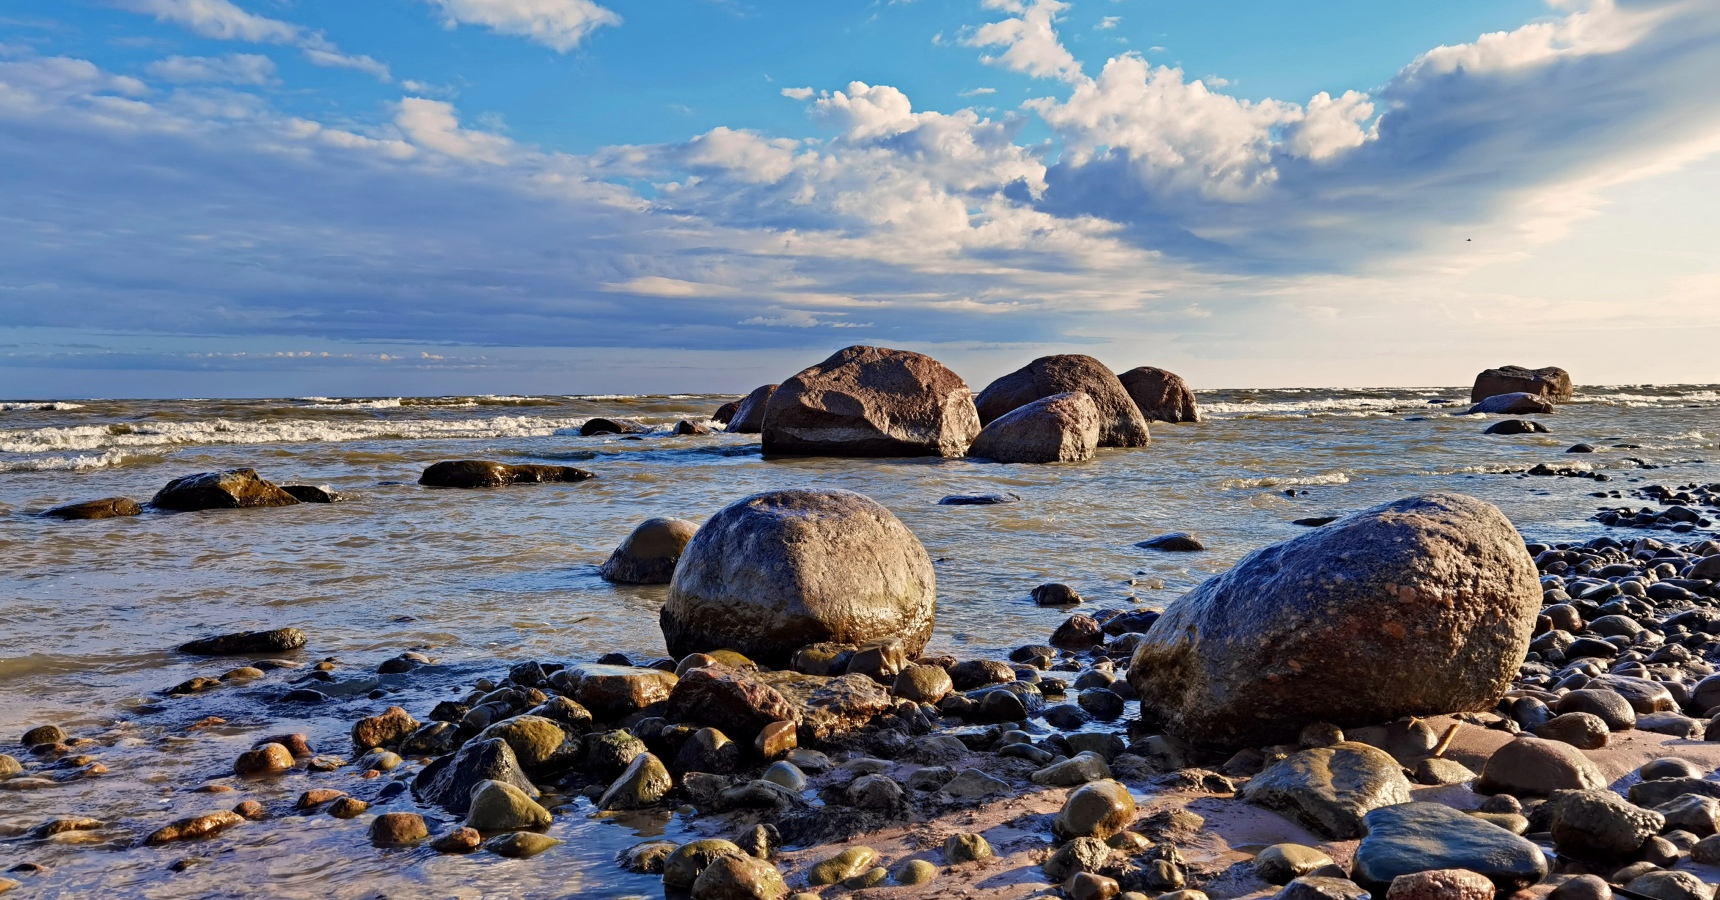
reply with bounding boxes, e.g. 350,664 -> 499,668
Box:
1,385 -> 1718,897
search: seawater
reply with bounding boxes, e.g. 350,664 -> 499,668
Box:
1,385 -> 1718,897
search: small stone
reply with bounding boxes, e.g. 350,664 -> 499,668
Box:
232,800 -> 266,821
808,847 -> 880,886
894,665 -> 954,704
1273,876 -> 1371,900
944,832 -> 992,864
1533,712 -> 1610,750
485,832 -> 560,859
754,721 -> 796,760
1545,789 -> 1664,860
351,706 -> 419,752
1623,871 -> 1711,900
1065,871 -> 1122,900
1053,779 -> 1137,841
760,761 -> 806,792
1136,533 -> 1205,552
1032,751 -> 1113,787
665,840 -> 749,890
1547,874 -> 1611,900
1255,845 -> 1335,885
739,824 -> 778,860
1240,742 -> 1412,839
844,867 -> 888,889
894,859 -> 938,885
1043,836 -> 1110,882
466,779 -> 552,832
1475,736 -> 1606,796
942,768 -> 1010,799
692,853 -> 789,900
179,628 -> 306,656
1384,869 -> 1496,900
233,743 -> 295,777
296,788 -> 346,810
369,812 -> 429,847
619,839 -> 678,873
431,827 -> 482,854
1414,757 -> 1476,786
845,774 -> 903,809
598,752 -> 674,811
1034,583 -> 1085,606
1353,802 -> 1547,892
145,811 -> 245,844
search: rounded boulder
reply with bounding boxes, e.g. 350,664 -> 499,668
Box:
600,517 -> 699,585
967,391 -> 1100,464
760,346 -> 980,459
975,354 -> 1150,448
1118,366 -> 1200,423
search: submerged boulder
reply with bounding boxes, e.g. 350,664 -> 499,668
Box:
1471,365 -> 1573,403
725,384 -> 777,434
417,460 -> 594,488
599,517 -> 699,584
151,468 -> 299,511
43,497 -> 143,520
966,391 -> 1100,464
1468,393 -> 1554,415
1484,420 -> 1548,436
760,346 -> 980,458
975,355 -> 1150,448
581,417 -> 649,436
1118,366 -> 1200,423
661,489 -> 936,667
1128,492 -> 1540,747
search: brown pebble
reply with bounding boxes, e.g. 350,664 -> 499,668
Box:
194,784 -> 235,794
296,788 -> 346,810
369,812 -> 427,847
328,797 -> 368,819
185,717 -> 227,732
145,811 -> 245,844
232,743 -> 295,777
232,800 -> 267,821
261,733 -> 315,758
430,826 -> 483,854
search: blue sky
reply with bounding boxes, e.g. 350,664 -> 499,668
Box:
2,0 -> 1718,397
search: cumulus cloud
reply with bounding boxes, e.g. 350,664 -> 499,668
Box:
145,53 -> 277,85
965,0 -> 1082,83
422,0 -> 621,52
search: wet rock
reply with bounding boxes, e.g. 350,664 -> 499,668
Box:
485,832 -> 559,859
1476,736 -> 1606,796
600,518 -> 699,585
180,628 -> 306,656
662,489 -> 936,667
476,715 -> 577,775
1137,533 -> 1205,552
1547,874 -> 1611,900
1413,757 -> 1475,785
1053,779 -> 1137,841
1622,871 -> 1712,900
846,774 -> 903,809
1353,802 -> 1547,892
675,420 -> 712,436
1631,778 -> 1720,809
1119,366 -> 1200,423
1065,871 -> 1122,900
893,665 -> 953,704
976,355 -> 1151,448
352,706 -> 419,752
431,827 -> 482,854
1130,493 -> 1539,747
762,346 -> 980,458
232,800 -> 266,820
20,725 -> 66,748
1255,845 -> 1335,885
760,761 -> 806,791
1043,836 -> 1111,882
1471,366 -> 1573,403
895,859 -> 937,886
1589,674 -> 1675,714
1079,688 -> 1126,720
691,853 -> 789,900
1544,788 -> 1664,860
666,666 -> 796,740
1033,583 -> 1084,606
401,722 -> 459,756
1239,743 -> 1412,840
675,728 -> 740,775
232,742 -> 295,777
754,720 -> 796,760
151,468 -> 299,511
584,730 -> 648,781
43,497 -> 142,520
780,672 -> 895,742
1032,751 -> 1113,787
967,391 -> 1101,464
145,811 -> 245,844
1273,877 -> 1371,900
328,797 -> 367,819
844,867 -> 888,890
938,493 -> 1020,505
417,460 -> 594,488
29,816 -> 103,838
1533,712 -> 1610,749
1555,691 -> 1636,731
620,839 -> 679,873
580,417 -> 648,436
412,738 -> 538,815
1469,393 -> 1555,415
665,840 -> 749,890
846,638 -> 908,682
725,384 -> 777,434
1484,419 -> 1548,435
808,846 -> 880,886
950,659 -> 1015,690
942,768 -> 1010,799
1384,869 -> 1496,900
598,752 -> 673,810
466,779 -> 552,832
1052,615 -> 1105,648
573,664 -> 679,720
944,832 -> 992,864
280,484 -> 340,502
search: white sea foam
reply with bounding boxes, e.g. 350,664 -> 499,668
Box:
0,415 -> 603,454
1199,396 -> 1436,418
0,402 -> 85,411
1218,472 -> 1352,490
0,449 -> 139,472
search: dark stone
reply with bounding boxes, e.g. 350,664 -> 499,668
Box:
1137,532 -> 1205,552
1033,583 -> 1084,606
1485,420 -> 1549,436
1352,801 -> 1548,892
938,493 -> 1021,505
42,497 -> 143,520
411,738 -> 538,815
1471,366 -> 1573,403
151,468 -> 299,511
1118,366 -> 1200,423
725,384 -> 777,434
180,628 -> 306,656
280,485 -> 341,502
580,417 -> 648,436
760,345 -> 981,458
417,460 -> 594,488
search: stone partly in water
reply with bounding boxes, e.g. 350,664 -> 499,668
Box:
43,497 -> 143,520
150,468 -> 300,511
1137,532 -> 1205,552
725,384 -> 778,434
1470,365 -> 1573,403
1239,743 -> 1413,840
417,460 -> 594,489
1129,492 -> 1540,747
580,417 -> 649,436
664,840 -> 749,890
280,484 -> 340,503
1468,393 -> 1555,415
1118,366 -> 1200,424
600,517 -> 699,585
232,743 -> 295,777
369,812 -> 430,847
599,752 -> 674,810
352,706 -> 420,752
412,738 -> 538,815
661,489 -> 936,667
1255,845 -> 1336,885
1352,802 -> 1547,892
574,664 -> 680,720
1484,419 -> 1549,436
760,345 -> 981,459
485,832 -> 560,859
966,391 -> 1101,464
466,779 -> 553,832
691,853 -> 789,900
179,628 -> 307,656
975,354 -> 1151,448
144,811 -> 245,844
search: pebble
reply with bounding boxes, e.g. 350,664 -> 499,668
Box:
598,753 -> 673,811
1475,736 -> 1606,796
467,779 -> 552,831
843,866 -> 888,889
233,800 -> 266,821
691,853 -> 788,900
233,743 -> 295,777
808,847 -> 879,886
944,832 -> 992,864
369,812 -> 429,847
431,827 -> 483,854
328,797 -> 368,819
1255,844 -> 1335,885
296,788 -> 346,809
145,811 -> 245,844
1053,779 -> 1136,841
485,832 -> 560,859
1623,871 -> 1711,900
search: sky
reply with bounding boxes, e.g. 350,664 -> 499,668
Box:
1,0 -> 1718,398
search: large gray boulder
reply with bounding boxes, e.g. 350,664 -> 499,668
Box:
975,355 -> 1150,448
151,469 -> 299,511
760,346 -> 980,458
1468,393 -> 1555,415
599,517 -> 698,584
1471,365 -> 1572,403
1128,492 -> 1540,747
661,489 -> 936,667
967,391 -> 1099,464
1119,367 -> 1200,423
725,384 -> 778,434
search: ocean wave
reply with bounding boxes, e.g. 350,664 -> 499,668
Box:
0,402 -> 85,411
1218,472 -> 1352,490
0,414 -> 605,453
0,449 -> 143,472
1199,396 -> 1443,418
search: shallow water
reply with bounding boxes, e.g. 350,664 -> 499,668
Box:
1,385 -> 1718,896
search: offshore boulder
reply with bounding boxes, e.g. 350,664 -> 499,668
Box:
418,460 -> 594,488
761,346 -> 980,458
1471,365 -> 1573,403
599,517 -> 698,584
724,384 -> 777,434
1118,366 -> 1201,423
661,489 -> 936,667
967,391 -> 1100,464
975,355 -> 1149,448
1128,492 -> 1540,747
151,468 -> 299,511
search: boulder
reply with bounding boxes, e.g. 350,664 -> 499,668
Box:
1239,742 -> 1413,840
412,738 -> 538,815
1118,366 -> 1201,423
975,355 -> 1151,448
691,853 -> 788,900
573,664 -> 679,720
1353,802 -> 1547,892
713,401 -> 740,425
966,391 -> 1100,464
1484,420 -> 1548,436
151,468 -> 299,511
1128,492 -> 1539,747
598,752 -> 673,810
418,460 -> 594,488
760,346 -> 980,458
466,779 -> 552,832
280,484 -> 340,502
1476,736 -> 1606,796
1471,366 -> 1573,404
725,384 -> 777,434
665,666 -> 798,740
580,417 -> 649,436
43,497 -> 143,520
600,517 -> 699,584
179,628 -> 306,656
661,489 -> 936,667
675,420 -> 712,436
1468,393 -> 1555,415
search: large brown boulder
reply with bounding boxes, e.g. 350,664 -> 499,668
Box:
725,384 -> 777,434
967,392 -> 1099,464
1471,366 -> 1572,403
1118,367 -> 1200,423
151,469 -> 299,511
43,497 -> 143,520
1128,492 -> 1540,747
1468,393 -> 1555,415
661,489 -> 936,667
418,460 -> 594,488
975,355 -> 1149,448
760,346 -> 980,458
599,517 -> 698,584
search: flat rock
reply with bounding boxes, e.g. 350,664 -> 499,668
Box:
417,460 -> 594,488
1353,801 -> 1547,892
151,468 -> 298,511
180,628 -> 306,656
1239,742 -> 1413,840
43,497 -> 142,520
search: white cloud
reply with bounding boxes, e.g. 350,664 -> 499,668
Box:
1284,90 -> 1375,162
394,98 -> 515,163
959,87 -> 997,96
965,0 -> 1082,83
146,53 -> 277,85
1097,16 -> 1120,30
780,86 -> 814,100
122,0 -> 298,43
422,0 -> 621,52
